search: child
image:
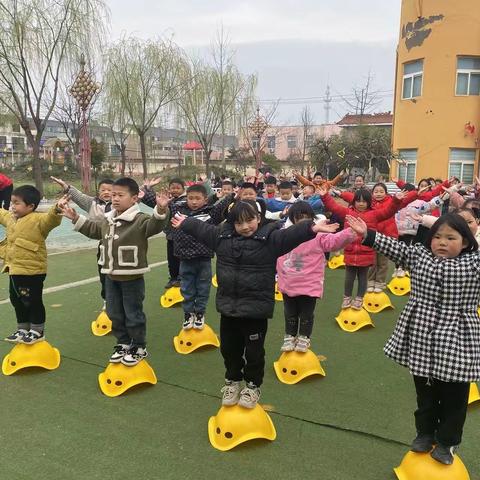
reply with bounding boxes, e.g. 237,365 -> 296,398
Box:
172,200 -> 339,408
276,202 -> 356,352
347,213 -> 480,465
60,178 -> 170,366
319,186 -> 406,309
142,177 -> 186,289
51,176 -> 113,305
1,185 -> 63,343
145,183 -> 232,330
263,176 -> 277,199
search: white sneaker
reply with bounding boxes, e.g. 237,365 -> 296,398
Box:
294,335 -> 311,352
373,283 -> 383,293
238,383 -> 261,409
109,344 -> 130,363
341,296 -> 352,309
183,312 -> 195,330
221,380 -> 242,406
19,329 -> 45,344
392,268 -> 399,278
121,346 -> 148,366
367,286 -> 374,293
193,313 -> 205,330
351,297 -> 364,310
397,268 -> 406,277
4,329 -> 29,343
280,334 -> 296,352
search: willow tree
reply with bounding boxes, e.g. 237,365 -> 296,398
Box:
0,0 -> 108,194
105,36 -> 185,179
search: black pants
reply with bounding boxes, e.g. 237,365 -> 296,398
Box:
344,265 -> 369,297
283,294 -> 317,337
167,239 -> 180,280
0,184 -> 13,210
96,244 -> 106,300
413,376 -> 470,446
9,274 -> 46,327
220,315 -> 268,387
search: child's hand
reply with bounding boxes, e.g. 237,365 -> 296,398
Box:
156,190 -> 170,213
345,215 -> 367,237
395,190 -> 407,201
56,194 -> 71,211
312,220 -> 339,234
50,176 -> 69,191
171,213 -> 187,229
144,177 -> 162,189
57,200 -> 78,222
390,176 -> 398,183
407,211 -> 423,222
317,185 -> 328,196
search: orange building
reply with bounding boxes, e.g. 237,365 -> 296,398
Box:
392,0 -> 480,184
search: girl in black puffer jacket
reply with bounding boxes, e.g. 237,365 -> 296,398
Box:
172,200 -> 339,409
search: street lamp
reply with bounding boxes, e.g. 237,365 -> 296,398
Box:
68,54 -> 101,193
248,106 -> 268,175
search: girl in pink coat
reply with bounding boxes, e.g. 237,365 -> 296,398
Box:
276,202 -> 357,352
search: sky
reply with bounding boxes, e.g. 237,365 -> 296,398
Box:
105,0 -> 402,124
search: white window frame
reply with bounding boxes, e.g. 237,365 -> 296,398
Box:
397,149 -> 417,183
402,60 -> 423,100
287,135 -> 297,149
455,57 -> 480,96
449,149 -> 476,184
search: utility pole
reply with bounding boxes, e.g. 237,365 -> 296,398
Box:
324,84 -> 332,124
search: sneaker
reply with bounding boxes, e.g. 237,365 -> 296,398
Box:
102,300 -> 106,311
164,279 -> 176,289
238,383 -> 261,409
281,334 -> 296,352
193,312 -> 205,330
295,335 -> 311,352
351,296 -> 364,310
221,380 -> 242,406
397,268 -> 406,278
109,343 -> 130,363
4,329 -> 28,343
411,433 -> 435,453
367,286 -> 374,293
373,283 -> 383,293
431,444 -> 457,465
172,279 -> 181,288
367,281 -> 375,293
121,346 -> 148,366
392,268 -> 399,278
183,312 -> 195,330
19,329 -> 45,344
341,296 -> 352,309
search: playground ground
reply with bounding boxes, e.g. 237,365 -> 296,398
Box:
0,236 -> 478,480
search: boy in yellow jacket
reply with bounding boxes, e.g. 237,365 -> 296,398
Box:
0,185 -> 63,344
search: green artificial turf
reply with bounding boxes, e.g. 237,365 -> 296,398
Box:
0,238 -> 478,480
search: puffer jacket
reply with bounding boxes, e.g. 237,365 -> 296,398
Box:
0,206 -> 62,274
180,218 -> 317,319
321,193 -> 402,266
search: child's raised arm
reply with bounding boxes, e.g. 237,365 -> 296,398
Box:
175,215 -> 221,251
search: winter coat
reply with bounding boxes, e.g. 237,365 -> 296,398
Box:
0,174 -> 13,190
321,193 -> 402,267
396,179 -> 450,216
395,196 -> 443,236
0,206 -> 62,275
277,227 -> 357,297
180,218 -> 317,319
67,185 -> 111,220
74,204 -> 169,276
364,231 -> 480,383
294,172 -> 344,192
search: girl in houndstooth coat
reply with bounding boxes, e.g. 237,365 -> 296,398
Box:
347,213 -> 480,465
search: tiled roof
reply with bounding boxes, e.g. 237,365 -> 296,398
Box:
337,112 -> 393,126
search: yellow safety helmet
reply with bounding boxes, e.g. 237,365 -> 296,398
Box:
98,361 -> 157,397
273,350 -> 326,385
2,342 -> 61,375
212,275 -> 218,288
394,450 -> 470,480
388,277 -> 411,296
328,254 -> 345,269
160,287 -> 184,308
274,283 -> 283,302
208,404 -> 276,451
468,383 -> 480,405
335,308 -> 374,332
363,292 -> 393,313
173,324 -> 220,354
91,310 -> 112,336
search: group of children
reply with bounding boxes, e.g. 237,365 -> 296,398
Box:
0,169 -> 479,466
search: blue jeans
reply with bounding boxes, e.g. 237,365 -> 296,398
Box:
105,276 -> 147,347
180,258 -> 212,314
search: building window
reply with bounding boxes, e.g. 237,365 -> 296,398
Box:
449,148 -> 475,184
402,60 -> 423,99
456,57 -> 480,96
267,136 -> 275,150
11,136 -> 25,151
397,149 -> 417,183
0,136 -> 6,148
287,135 -> 297,149
305,134 -> 315,147
251,137 -> 260,150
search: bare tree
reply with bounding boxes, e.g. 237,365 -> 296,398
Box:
299,105 -> 314,174
0,0 -> 108,194
105,36 -> 186,179
342,72 -> 382,120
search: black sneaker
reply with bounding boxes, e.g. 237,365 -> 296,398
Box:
109,344 -> 130,363
183,312 -> 195,330
19,330 -> 45,344
4,329 -> 29,343
431,444 -> 457,465
121,346 -> 148,366
193,312 -> 205,330
411,433 -> 435,453
164,279 -> 176,289
172,279 -> 181,288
